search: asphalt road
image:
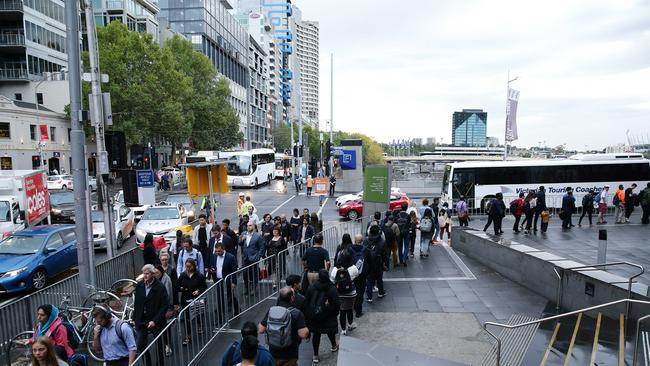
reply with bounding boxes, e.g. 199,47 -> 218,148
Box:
0,179 -> 344,307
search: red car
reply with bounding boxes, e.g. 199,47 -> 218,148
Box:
338,193 -> 410,220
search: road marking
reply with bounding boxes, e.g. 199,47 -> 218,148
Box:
383,277 -> 474,282
316,198 -> 329,217
270,195 -> 297,215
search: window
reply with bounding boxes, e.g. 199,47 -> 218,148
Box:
61,229 -> 76,244
46,232 -> 64,250
0,122 -> 10,138
14,93 -> 22,101
49,126 -> 56,141
36,93 -> 43,105
30,124 -> 37,140
0,157 -> 11,170
67,128 -> 71,143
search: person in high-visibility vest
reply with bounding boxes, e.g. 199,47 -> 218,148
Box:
306,175 -> 314,196
236,192 -> 245,217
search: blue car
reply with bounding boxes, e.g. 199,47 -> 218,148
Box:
0,225 -> 78,293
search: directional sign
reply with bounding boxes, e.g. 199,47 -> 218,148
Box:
136,169 -> 155,188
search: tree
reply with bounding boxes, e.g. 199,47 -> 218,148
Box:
272,123 -> 294,152
334,131 -> 385,168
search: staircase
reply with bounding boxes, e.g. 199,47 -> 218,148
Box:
481,299 -> 650,366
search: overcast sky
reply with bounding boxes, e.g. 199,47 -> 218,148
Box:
293,0 -> 650,150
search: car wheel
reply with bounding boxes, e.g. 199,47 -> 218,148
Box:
117,232 -> 124,249
32,269 -> 47,290
347,210 -> 359,220
61,185 -> 67,190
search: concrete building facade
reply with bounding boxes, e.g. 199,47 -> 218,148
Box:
295,18 -> 318,127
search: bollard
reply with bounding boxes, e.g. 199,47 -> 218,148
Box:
598,229 -> 607,264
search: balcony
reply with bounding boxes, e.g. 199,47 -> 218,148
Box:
0,32 -> 25,46
0,67 -> 28,80
0,0 -> 22,11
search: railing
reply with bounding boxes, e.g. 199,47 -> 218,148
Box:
0,67 -> 28,80
0,246 -> 143,352
483,299 -> 650,366
446,195 -> 620,217
553,261 -> 645,318
132,217 -> 370,366
0,0 -> 22,10
0,33 -> 25,46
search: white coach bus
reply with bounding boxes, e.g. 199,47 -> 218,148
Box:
442,154 -> 650,211
274,153 -> 292,179
222,149 -> 276,188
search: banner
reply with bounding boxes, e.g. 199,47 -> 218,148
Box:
505,88 -> 520,142
363,165 -> 390,203
39,124 -> 49,141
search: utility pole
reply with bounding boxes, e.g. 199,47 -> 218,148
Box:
66,0 -> 94,297
84,0 -> 116,258
298,93 -> 303,181
329,53 -> 334,142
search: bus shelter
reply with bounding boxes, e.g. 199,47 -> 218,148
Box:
181,160 -> 229,221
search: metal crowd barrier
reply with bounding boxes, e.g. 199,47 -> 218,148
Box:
0,246 -> 143,353
447,196 -> 620,217
132,216 -> 371,366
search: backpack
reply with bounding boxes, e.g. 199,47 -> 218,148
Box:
335,268 -> 354,293
395,213 -> 409,235
613,193 -> 620,205
67,353 -> 88,366
485,199 -> 493,215
105,319 -> 137,347
368,240 -> 383,267
224,341 -> 239,365
350,247 -> 366,274
582,195 -> 591,207
420,216 -> 433,233
530,198 -> 537,209
594,191 -> 602,204
509,199 -> 518,214
53,318 -> 81,349
308,289 -> 328,321
265,306 -> 294,349
382,225 -> 395,244
437,209 -> 448,227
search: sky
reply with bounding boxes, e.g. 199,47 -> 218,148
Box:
292,0 -> 650,150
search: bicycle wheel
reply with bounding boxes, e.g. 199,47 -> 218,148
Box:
82,290 -> 123,313
109,279 -> 138,298
6,331 -> 34,366
82,318 -> 105,362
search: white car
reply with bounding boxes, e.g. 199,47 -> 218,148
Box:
47,175 -> 74,190
91,205 -> 135,250
335,187 -> 402,207
135,204 -> 188,245
114,190 -> 149,222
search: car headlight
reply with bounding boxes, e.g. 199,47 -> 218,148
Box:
51,209 -> 62,214
2,267 -> 27,278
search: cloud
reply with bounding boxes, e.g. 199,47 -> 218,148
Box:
292,0 -> 650,149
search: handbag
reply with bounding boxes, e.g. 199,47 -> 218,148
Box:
258,261 -> 269,280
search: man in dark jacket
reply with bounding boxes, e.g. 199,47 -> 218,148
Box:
484,193 -> 506,235
207,225 -> 236,267
239,222 -> 266,295
561,189 -> 576,229
211,242 -> 240,322
429,198 -> 441,242
624,183 -> 638,222
349,234 -> 369,317
221,219 -> 238,252
533,186 -> 547,232
133,264 -> 169,366
365,225 -> 388,303
395,204 -> 411,266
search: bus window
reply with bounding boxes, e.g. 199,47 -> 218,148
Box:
452,169 -> 475,199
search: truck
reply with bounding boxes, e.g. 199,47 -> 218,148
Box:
0,170 -> 50,239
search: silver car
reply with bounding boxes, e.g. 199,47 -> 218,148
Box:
91,205 -> 135,250
135,204 -> 187,245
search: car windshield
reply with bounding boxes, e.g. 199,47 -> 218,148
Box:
226,156 -> 252,176
115,192 -> 124,204
142,207 -> 179,220
50,192 -> 74,205
0,201 -> 9,222
166,195 -> 192,206
0,235 -> 43,254
91,211 -> 104,222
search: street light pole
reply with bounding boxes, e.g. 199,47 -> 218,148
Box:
504,70 -> 518,161
34,71 -> 66,171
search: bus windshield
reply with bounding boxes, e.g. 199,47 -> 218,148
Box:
227,156 -> 252,176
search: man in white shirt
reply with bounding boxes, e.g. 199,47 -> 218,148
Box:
210,242 -> 239,319
597,185 -> 610,224
247,206 -> 260,232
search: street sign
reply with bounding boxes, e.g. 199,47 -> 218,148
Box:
136,169 -> 155,188
363,165 -> 390,203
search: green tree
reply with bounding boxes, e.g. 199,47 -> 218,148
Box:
272,123 -> 295,152
334,131 -> 385,168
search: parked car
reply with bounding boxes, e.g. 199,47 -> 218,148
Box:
91,205 -> 135,250
46,175 -> 74,190
114,190 -> 149,222
336,187 -> 402,207
135,204 -> 188,245
0,225 -> 77,293
163,194 -> 199,222
49,191 -> 76,224
338,193 -> 410,220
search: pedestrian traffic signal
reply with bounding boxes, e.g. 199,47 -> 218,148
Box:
32,155 -> 41,169
143,155 -> 150,168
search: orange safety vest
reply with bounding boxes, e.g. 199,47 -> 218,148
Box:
306,178 -> 314,188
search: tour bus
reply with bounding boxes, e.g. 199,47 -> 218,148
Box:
274,153 -> 292,179
187,149 -> 276,187
442,153 -> 650,211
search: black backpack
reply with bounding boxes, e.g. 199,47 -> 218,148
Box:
382,225 -> 395,244
308,289 -> 328,321
582,195 -> 591,207
396,213 -> 409,235
613,193 -> 621,205
335,268 -> 354,293
368,241 -> 383,267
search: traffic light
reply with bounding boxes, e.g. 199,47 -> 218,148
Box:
143,155 -> 150,168
325,140 -> 332,162
32,155 -> 41,169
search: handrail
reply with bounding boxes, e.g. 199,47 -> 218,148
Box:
483,298 -> 650,366
553,261 -> 644,319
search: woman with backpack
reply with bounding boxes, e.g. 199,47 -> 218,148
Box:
30,304 -> 74,362
142,233 -> 158,266
348,234 -> 369,318
408,211 -> 418,258
510,193 -> 524,233
178,258 -> 207,346
455,196 -> 469,227
305,269 -> 341,364
334,233 -> 353,267
437,203 -> 452,242
522,192 -> 537,234
330,252 -> 360,336
418,208 -> 434,258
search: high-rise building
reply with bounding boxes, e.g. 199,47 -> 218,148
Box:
452,109 -> 487,147
92,0 -> 160,41
159,0 -> 250,148
295,19 -> 318,127
0,0 -> 67,82
248,35 -> 268,148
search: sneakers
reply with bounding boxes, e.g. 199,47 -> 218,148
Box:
348,322 -> 358,330
165,345 -> 172,357
313,355 -> 320,364
366,298 -> 373,303
378,292 -> 386,298
331,344 -> 339,352
373,286 -> 379,293
341,330 -> 347,336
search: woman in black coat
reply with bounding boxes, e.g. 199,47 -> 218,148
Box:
177,258 -> 207,345
304,269 -> 341,363
142,233 -> 158,266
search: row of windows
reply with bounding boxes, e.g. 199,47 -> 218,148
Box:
202,37 -> 247,87
25,21 -> 66,54
24,0 -> 65,23
28,55 -> 66,76
0,122 -> 70,143
453,163 -> 650,187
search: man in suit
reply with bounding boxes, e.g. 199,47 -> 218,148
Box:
192,214 -> 212,265
238,222 -> 266,296
206,225 -> 236,277
298,217 -> 315,257
210,242 -> 240,322
133,264 -> 169,366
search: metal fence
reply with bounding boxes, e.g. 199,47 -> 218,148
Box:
132,216 -> 371,366
449,195 -> 621,217
0,246 -> 143,355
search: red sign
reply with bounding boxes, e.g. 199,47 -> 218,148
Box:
25,173 -> 49,225
39,124 -> 49,141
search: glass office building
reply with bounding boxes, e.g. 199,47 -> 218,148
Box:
452,109 -> 487,147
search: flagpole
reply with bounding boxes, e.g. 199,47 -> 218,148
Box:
504,70 -> 509,161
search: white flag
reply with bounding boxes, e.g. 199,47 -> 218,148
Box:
505,88 -> 520,142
